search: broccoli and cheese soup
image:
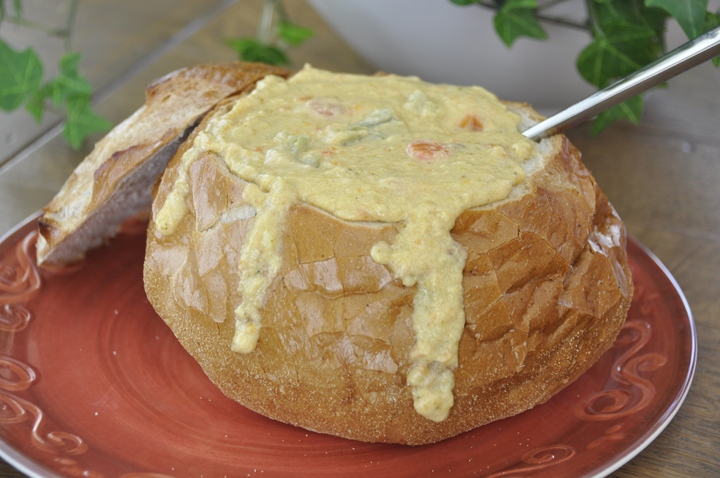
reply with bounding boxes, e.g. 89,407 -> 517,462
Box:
155,65 -> 536,422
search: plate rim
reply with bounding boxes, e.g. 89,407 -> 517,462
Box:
0,213 -> 699,478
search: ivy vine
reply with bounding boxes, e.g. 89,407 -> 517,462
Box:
452,0 -> 720,134
0,0 -> 111,149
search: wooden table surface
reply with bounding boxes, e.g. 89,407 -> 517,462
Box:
1,1 -> 718,476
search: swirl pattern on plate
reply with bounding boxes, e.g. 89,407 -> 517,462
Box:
487,445 -> 576,477
574,288 -> 669,421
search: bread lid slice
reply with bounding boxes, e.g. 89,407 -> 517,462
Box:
37,62 -> 290,266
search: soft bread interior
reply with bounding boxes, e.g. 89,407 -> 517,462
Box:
37,125 -> 190,265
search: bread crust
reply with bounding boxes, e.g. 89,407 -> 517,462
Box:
37,62 -> 290,267
144,94 -> 632,444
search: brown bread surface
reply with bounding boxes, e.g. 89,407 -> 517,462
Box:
143,94 -> 633,445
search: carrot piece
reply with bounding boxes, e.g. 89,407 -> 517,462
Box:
406,140 -> 450,160
459,114 -> 483,131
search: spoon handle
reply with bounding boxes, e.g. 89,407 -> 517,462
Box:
523,26 -> 720,141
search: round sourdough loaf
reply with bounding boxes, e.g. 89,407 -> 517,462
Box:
143,75 -> 632,445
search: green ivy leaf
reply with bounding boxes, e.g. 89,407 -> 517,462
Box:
226,38 -> 289,66
577,38 -> 628,87
0,41 -> 43,111
576,23 -> 657,88
24,84 -> 50,122
448,0 -> 483,5
595,1 -> 644,28
706,11 -> 720,29
62,95 -> 112,149
277,21 -> 314,46
705,11 -> 720,67
645,0 -> 708,39
501,0 -> 538,9
46,52 -> 93,107
604,21 -> 658,44
641,6 -> 671,35
594,0 -> 667,53
591,95 -> 644,135
494,0 -> 547,47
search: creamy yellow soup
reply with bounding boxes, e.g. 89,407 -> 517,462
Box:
155,65 -> 535,422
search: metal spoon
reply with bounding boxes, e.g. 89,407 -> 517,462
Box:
523,26 -> 720,141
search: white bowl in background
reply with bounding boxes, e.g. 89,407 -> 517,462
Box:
307,0 -> 596,113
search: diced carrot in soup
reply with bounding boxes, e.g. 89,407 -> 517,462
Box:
459,114 -> 483,131
406,140 -> 450,160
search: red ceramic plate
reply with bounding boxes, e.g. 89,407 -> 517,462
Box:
0,215 -> 696,478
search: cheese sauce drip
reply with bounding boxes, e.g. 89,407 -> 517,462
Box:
155,65 -> 535,422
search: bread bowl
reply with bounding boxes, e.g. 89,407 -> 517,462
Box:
141,65 -> 633,445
